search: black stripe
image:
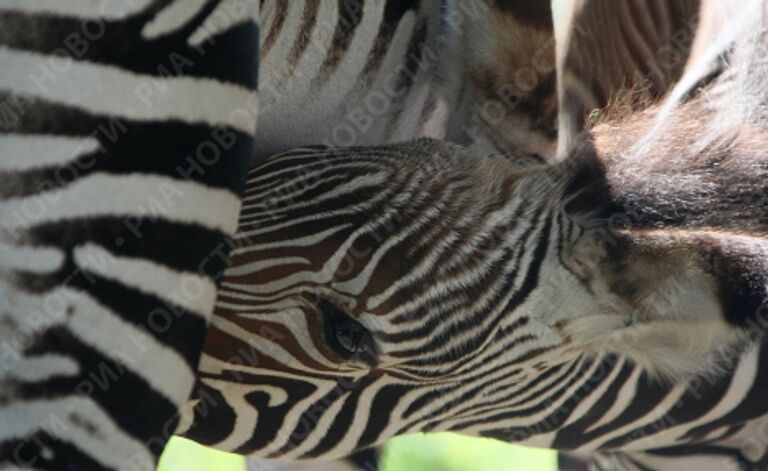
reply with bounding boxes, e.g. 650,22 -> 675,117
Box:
437,356 -> 582,434
682,341 -> 768,441
305,375 -> 380,457
360,0 -> 420,79
182,381 -> 239,446
313,0 -> 365,85
19,327 -> 178,457
70,271 -> 209,369
0,2 -> 258,88
286,2 -> 321,70
385,203 -> 531,339
0,431 -> 116,470
396,211 -> 552,368
479,357 -> 604,442
205,374 -> 318,453
599,365 -> 733,449
552,357 -> 633,448
679,53 -> 729,104
261,0 -> 288,55
271,376 -> 363,456
0,94 -> 252,196
346,446 -> 380,471
13,241 -> 212,369
356,383 -> 411,450
554,370 -> 669,446
391,213 -> 548,383
26,217 -> 232,280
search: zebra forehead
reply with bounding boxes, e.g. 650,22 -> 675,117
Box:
227,140 -> 557,309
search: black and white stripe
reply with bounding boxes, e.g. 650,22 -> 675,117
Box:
254,0 -> 450,159
183,135 -> 768,469
1,1 -> 257,469
254,0 -> 564,164
184,0 -> 768,470
5,0 -> 768,470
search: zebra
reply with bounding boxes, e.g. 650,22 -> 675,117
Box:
0,0 -> 561,469
253,0 -> 565,163
179,0 -> 768,470
0,0 -> 554,469
0,0 -> 568,468
2,1 -> 766,471
254,0 -> 700,163
0,1 -> 259,469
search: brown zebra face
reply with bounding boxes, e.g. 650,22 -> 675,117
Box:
180,139 -> 591,458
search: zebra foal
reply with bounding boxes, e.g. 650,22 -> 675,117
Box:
183,1 -> 768,470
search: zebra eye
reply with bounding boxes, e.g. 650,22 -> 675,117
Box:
316,297 -> 376,364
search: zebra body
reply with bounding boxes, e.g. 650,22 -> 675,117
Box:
0,1 -> 258,468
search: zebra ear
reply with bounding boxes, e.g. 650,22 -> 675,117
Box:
554,0 -> 701,159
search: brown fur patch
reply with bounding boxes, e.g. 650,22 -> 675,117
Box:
465,4 -> 558,157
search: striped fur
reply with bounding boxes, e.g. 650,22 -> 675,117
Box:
0,1 -> 257,469
4,0 -> 768,470
555,0 -> 701,159
254,0 -> 451,158
184,134 -> 767,466
254,0 -> 562,163
182,0 -> 768,470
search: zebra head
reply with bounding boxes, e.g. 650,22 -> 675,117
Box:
182,0 -> 768,462
185,137 -> 611,459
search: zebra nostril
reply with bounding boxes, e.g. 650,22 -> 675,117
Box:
315,296 -> 378,365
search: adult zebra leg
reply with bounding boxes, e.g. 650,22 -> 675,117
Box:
0,1 -> 258,469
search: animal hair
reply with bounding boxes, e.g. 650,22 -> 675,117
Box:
564,5 -> 768,381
